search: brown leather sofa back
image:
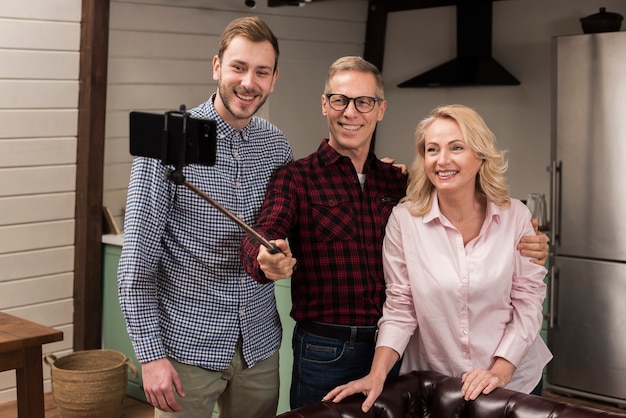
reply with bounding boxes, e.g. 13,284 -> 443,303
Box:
274,370 -> 625,418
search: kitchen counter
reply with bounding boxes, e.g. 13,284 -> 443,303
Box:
102,233 -> 124,247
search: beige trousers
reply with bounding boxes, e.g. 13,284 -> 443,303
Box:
155,342 -> 279,418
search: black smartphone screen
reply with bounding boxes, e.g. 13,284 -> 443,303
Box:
129,111 -> 217,167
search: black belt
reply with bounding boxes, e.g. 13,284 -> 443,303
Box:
299,320 -> 378,343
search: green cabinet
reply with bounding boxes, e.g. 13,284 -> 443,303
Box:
101,240 -> 295,415
275,278 -> 295,415
101,243 -> 147,402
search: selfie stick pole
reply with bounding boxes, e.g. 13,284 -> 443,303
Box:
165,169 -> 280,254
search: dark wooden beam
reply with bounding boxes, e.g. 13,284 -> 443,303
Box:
364,0 -> 388,71
268,0 -> 301,5
73,0 -> 110,351
384,0 -> 456,12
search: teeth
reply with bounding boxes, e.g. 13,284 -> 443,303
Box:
438,171 -> 457,178
237,93 -> 255,101
342,124 -> 360,131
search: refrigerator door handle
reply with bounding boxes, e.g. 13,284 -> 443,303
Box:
549,160 -> 562,246
548,265 -> 557,329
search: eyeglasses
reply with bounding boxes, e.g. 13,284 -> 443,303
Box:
325,94 -> 381,113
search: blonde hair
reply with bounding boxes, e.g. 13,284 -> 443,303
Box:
403,104 -> 510,216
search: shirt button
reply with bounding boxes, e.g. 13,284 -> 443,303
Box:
463,329 -> 468,335
239,309 -> 245,316
233,151 -> 239,158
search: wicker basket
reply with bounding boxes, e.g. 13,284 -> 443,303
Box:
44,349 -> 138,418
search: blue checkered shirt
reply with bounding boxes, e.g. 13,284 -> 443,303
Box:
118,94 -> 293,369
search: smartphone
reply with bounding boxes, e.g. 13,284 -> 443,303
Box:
129,110 -> 217,167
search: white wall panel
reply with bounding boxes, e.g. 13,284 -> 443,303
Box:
0,138 -> 76,167
104,137 -> 133,164
103,162 -> 132,191
0,273 -> 73,309
0,193 -> 75,226
0,51 -> 79,79
108,30 -> 215,59
106,84 -> 212,111
0,110 -> 78,138
0,166 -> 76,196
109,3 -> 240,34
0,221 -> 75,254
0,0 -> 81,21
107,57 -> 213,84
0,81 -> 78,109
0,247 -> 74,282
0,19 -> 79,50
3,299 -> 74,327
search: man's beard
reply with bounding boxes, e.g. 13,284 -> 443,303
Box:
218,84 -> 268,121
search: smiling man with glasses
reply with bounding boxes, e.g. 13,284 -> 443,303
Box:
241,56 -> 406,409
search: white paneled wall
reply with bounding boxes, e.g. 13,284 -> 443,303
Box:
0,0 -> 80,402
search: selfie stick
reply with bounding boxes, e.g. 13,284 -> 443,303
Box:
162,106 -> 281,255
165,169 -> 280,254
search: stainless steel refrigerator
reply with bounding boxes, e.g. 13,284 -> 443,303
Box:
548,32 -> 626,406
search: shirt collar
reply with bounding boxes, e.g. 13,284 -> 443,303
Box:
424,191 -> 502,227
317,138 -> 379,170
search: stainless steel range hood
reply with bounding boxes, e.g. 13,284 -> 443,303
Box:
398,2 -> 520,88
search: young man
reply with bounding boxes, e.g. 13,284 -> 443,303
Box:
118,17 -> 293,418
239,56 -> 550,409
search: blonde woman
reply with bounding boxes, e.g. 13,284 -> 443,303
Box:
325,104 -> 552,412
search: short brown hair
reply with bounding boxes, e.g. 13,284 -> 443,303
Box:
218,16 -> 279,73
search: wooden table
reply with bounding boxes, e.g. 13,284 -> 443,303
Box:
0,312 -> 64,418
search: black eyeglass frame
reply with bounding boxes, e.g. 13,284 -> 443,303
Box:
324,94 -> 382,113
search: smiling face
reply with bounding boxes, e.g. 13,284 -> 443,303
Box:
322,70 -> 386,158
424,117 -> 484,196
212,35 -> 278,130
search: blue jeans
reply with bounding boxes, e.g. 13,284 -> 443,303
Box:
290,322 -> 401,409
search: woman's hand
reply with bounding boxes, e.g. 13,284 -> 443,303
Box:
380,157 -> 408,175
461,357 -> 515,400
518,219 -> 550,265
323,347 -> 399,412
323,373 -> 385,413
